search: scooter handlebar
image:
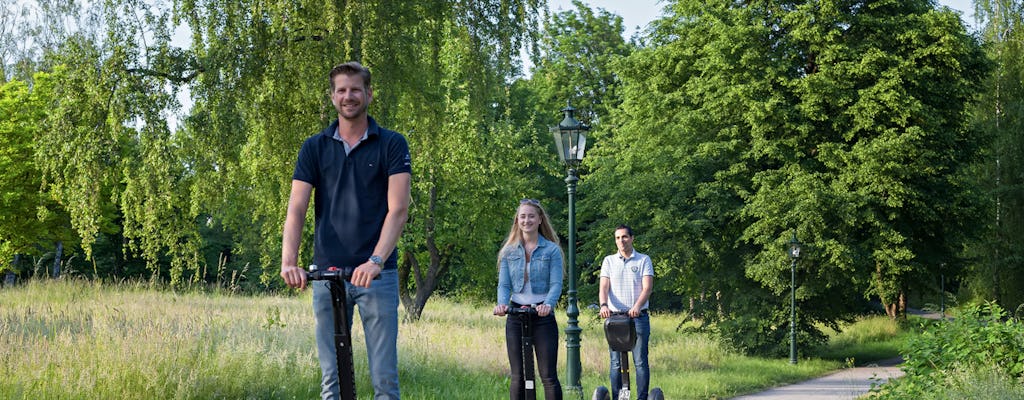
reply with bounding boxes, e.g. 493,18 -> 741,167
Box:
305,266 -> 381,282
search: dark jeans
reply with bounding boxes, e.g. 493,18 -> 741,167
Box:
609,313 -> 649,400
506,312 -> 562,400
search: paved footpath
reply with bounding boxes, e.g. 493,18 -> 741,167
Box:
730,358 -> 905,400
731,309 -> 945,399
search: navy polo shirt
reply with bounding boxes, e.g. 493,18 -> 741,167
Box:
292,116 -> 411,270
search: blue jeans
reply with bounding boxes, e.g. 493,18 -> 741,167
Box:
609,313 -> 649,400
313,269 -> 400,400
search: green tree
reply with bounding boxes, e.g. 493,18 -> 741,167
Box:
968,0 -> 1024,311
522,0 -> 634,125
512,2 -> 635,307
587,0 -> 988,355
176,0 -> 545,318
1,0 -> 80,82
0,76 -> 71,272
32,0 -> 201,283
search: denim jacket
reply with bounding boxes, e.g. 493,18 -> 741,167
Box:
497,235 -> 564,307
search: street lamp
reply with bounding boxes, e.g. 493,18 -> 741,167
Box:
551,100 -> 589,397
787,230 -> 802,365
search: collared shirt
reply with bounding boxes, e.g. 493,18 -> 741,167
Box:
292,116 -> 412,270
333,128 -> 370,155
600,250 -> 654,312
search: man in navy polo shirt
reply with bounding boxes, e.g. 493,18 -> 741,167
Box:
280,61 -> 411,400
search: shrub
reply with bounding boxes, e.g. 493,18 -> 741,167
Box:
873,302 -> 1024,399
711,311 -> 828,357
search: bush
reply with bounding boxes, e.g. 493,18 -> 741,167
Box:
711,311 -> 828,357
873,302 -> 1024,399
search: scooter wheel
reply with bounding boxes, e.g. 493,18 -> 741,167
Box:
591,386 -> 610,400
649,387 -> 665,400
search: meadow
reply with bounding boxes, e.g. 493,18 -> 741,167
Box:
0,279 -> 904,399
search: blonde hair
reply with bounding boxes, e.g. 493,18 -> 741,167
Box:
497,200 -> 563,265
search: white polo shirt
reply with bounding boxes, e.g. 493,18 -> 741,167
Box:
600,250 -> 654,312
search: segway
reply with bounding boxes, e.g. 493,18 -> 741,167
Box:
306,264 -> 379,400
592,312 -> 664,400
497,305 -> 540,400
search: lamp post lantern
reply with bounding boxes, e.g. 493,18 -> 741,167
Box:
551,101 -> 588,397
787,230 -> 802,365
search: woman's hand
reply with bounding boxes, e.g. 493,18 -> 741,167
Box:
493,304 -> 508,316
536,304 -> 552,317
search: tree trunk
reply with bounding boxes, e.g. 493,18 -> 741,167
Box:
398,186 -> 448,322
898,290 -> 907,319
399,251 -> 436,322
882,289 -> 908,319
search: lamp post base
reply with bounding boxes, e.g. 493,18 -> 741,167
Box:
563,385 -> 584,400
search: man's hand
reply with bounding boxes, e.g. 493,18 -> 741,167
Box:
351,261 -> 381,288
280,265 -> 307,289
628,306 -> 642,318
599,304 -> 611,319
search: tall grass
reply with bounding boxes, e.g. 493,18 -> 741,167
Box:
814,315 -> 909,365
1,279 -> 888,399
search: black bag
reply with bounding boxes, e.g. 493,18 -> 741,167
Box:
603,314 -> 637,352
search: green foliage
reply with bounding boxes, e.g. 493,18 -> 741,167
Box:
524,0 -> 634,125
172,0 -> 549,316
26,0 -> 204,285
707,289 -> 834,357
4,0 -> 1022,350
965,0 -> 1024,312
0,76 -> 73,271
513,6 -> 637,311
873,302 -> 1024,399
391,9 -> 547,313
260,305 -> 286,330
0,79 -> 46,268
580,0 -> 988,355
7,0 -> 549,304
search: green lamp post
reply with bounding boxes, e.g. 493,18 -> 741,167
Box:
551,101 -> 588,397
788,231 -> 802,365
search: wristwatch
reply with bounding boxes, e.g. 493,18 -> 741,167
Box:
368,255 -> 383,266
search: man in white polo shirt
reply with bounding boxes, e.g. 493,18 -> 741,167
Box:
598,224 -> 654,400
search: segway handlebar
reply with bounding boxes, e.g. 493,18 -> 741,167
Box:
505,305 -> 539,316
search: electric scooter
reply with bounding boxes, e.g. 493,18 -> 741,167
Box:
592,312 -> 664,400
497,305 -> 541,400
305,264 -> 378,400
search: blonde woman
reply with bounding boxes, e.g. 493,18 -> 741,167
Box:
493,198 -> 564,399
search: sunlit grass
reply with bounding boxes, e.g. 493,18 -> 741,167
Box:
815,315 -> 909,366
1,279 -> 905,399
